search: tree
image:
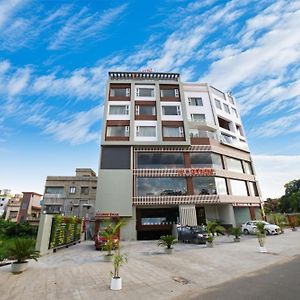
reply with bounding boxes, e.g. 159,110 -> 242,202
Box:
263,198 -> 280,214
278,179 -> 300,213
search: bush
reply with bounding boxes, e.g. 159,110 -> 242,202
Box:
6,238 -> 39,263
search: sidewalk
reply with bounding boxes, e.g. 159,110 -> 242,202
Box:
1,230 -> 300,300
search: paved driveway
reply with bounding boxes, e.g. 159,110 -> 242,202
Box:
1,230 -> 300,300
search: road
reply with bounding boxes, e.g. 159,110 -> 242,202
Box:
190,255 -> 300,300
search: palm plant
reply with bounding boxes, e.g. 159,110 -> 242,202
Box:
230,227 -> 242,241
157,235 -> 177,249
205,221 -> 225,246
111,250 -> 128,278
256,222 -> 266,247
7,238 -> 39,263
102,221 -> 122,256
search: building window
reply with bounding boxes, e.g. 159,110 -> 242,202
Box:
137,152 -> 184,168
236,124 -> 244,136
160,89 -> 179,98
69,187 -> 76,194
190,153 -> 223,169
193,177 -> 227,195
163,126 -> 184,137
136,126 -> 156,137
191,114 -> 206,122
136,87 -> 154,97
232,107 -> 238,118
223,103 -> 230,114
215,99 -> 222,109
221,133 -> 236,145
137,177 -> 187,196
228,95 -> 234,104
249,182 -> 259,196
226,157 -> 243,173
218,117 -> 231,131
162,105 -> 181,115
106,126 -> 129,137
188,97 -> 203,106
244,161 -> 253,175
45,187 -> 64,194
109,105 -> 129,115
110,88 -> 130,97
81,187 -> 89,195
230,179 -> 248,196
136,105 -> 156,116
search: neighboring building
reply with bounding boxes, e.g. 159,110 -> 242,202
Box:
17,192 -> 42,224
43,168 -> 97,219
0,189 -> 12,217
5,194 -> 22,222
96,71 -> 263,240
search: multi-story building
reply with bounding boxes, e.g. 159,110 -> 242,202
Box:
0,189 -> 12,217
43,168 -> 97,219
5,193 -> 41,224
96,71 -> 263,240
17,192 -> 42,224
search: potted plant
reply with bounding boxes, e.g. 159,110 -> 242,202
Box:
290,221 -> 297,231
157,235 -> 177,254
7,238 -> 39,274
256,222 -> 267,253
110,250 -> 128,291
230,227 -> 242,242
205,221 -> 225,247
206,235 -> 214,247
101,221 -> 122,262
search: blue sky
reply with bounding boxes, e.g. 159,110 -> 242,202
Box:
0,0 -> 300,198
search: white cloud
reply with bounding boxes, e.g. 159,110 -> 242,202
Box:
253,155 -> 300,199
0,0 -> 24,28
48,4 -> 127,50
44,106 -> 102,145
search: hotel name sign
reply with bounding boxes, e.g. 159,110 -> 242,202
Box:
177,168 -> 215,177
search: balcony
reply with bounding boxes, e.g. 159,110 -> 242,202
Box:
188,119 -> 217,131
220,134 -> 249,151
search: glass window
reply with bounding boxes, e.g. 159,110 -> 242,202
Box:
223,103 -> 230,114
226,157 -> 243,173
228,95 -> 234,104
215,177 -> 228,195
137,152 -> 184,168
81,187 -> 89,195
236,125 -> 243,136
193,177 -> 215,195
190,153 -> 223,169
161,89 -> 179,97
137,177 -> 187,196
162,106 -> 181,115
109,105 -> 129,115
106,126 -> 129,137
136,87 -> 154,97
110,88 -> 130,97
230,179 -> 248,196
244,161 -> 253,174
69,187 -> 76,194
188,97 -> 203,106
249,182 -> 259,196
136,105 -> 156,115
136,126 -> 156,137
232,107 -> 238,118
45,187 -> 64,194
191,114 -> 205,122
215,99 -> 222,109
163,126 -> 184,137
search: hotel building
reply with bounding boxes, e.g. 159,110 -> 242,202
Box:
96,71 -> 263,240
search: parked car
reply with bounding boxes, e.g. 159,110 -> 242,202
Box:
241,221 -> 281,235
177,225 -> 208,244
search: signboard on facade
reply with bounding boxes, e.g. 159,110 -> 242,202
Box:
176,168 -> 215,177
95,212 -> 119,219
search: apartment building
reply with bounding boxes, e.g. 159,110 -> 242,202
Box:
96,71 -> 263,240
43,168 -> 97,219
0,189 -> 11,217
5,193 -> 41,224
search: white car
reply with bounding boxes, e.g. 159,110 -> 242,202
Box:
241,221 -> 281,235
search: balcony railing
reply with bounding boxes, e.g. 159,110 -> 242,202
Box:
188,119 -> 217,131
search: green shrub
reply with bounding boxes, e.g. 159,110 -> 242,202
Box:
157,235 -> 177,249
6,238 -> 39,263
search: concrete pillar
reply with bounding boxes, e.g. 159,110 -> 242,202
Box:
120,207 -> 137,241
35,214 -> 53,255
218,204 -> 236,227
